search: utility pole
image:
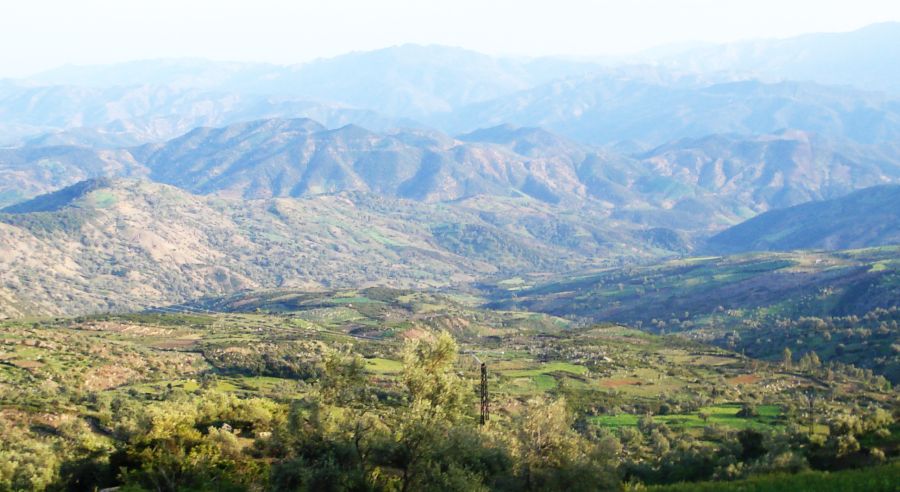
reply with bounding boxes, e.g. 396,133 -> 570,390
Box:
463,351 -> 490,426
481,362 -> 489,425
807,390 -> 816,435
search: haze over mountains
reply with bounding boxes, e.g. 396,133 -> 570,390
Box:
3,23 -> 900,147
644,22 -> 900,95
1,23 -> 900,316
445,78 -> 900,146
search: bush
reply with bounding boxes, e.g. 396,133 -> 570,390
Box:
737,404 -> 759,418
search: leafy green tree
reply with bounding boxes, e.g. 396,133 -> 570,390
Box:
117,396 -> 264,491
268,346 -> 389,491
395,331 -> 474,491
0,422 -> 59,491
510,397 -> 618,491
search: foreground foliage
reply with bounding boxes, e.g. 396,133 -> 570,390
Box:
0,289 -> 897,490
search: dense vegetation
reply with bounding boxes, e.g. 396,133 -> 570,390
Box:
0,289 -> 896,490
491,247 -> 900,382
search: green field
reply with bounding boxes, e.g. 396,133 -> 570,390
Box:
502,361 -> 588,378
593,404 -> 782,430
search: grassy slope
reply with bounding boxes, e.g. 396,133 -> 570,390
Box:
5,288 -> 888,423
493,247 -> 900,321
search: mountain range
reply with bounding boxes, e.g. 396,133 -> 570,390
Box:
6,73 -> 900,152
645,22 -> 900,95
442,77 -> 900,147
2,125 -> 899,317
1,24 -> 900,317
0,82 -> 417,147
5,24 -> 900,149
3,118 -> 899,230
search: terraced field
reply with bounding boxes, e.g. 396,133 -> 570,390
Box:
593,404 -> 782,431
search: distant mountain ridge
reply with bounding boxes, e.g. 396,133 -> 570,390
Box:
21,45 -> 611,118
8,34 -> 900,149
706,184 -> 900,253
132,118 -> 595,203
647,22 -> 900,95
0,45 -> 612,146
443,76 -> 900,147
0,145 -> 146,207
636,131 -> 900,214
0,82 -> 419,147
1,177 -> 114,213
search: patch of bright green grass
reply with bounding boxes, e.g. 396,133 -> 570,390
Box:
232,376 -> 296,392
89,190 -> 117,208
592,404 -> 781,430
182,380 -> 200,392
503,361 -> 587,377
532,374 -> 558,390
591,414 -> 641,427
362,229 -> 400,246
365,357 -> 404,374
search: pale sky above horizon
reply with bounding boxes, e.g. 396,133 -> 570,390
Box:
2,0 -> 899,78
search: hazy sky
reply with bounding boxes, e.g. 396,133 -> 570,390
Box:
2,0 -> 900,77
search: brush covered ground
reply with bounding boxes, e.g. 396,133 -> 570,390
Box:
488,246 -> 900,383
0,288 -> 896,490
0,178 -> 676,319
